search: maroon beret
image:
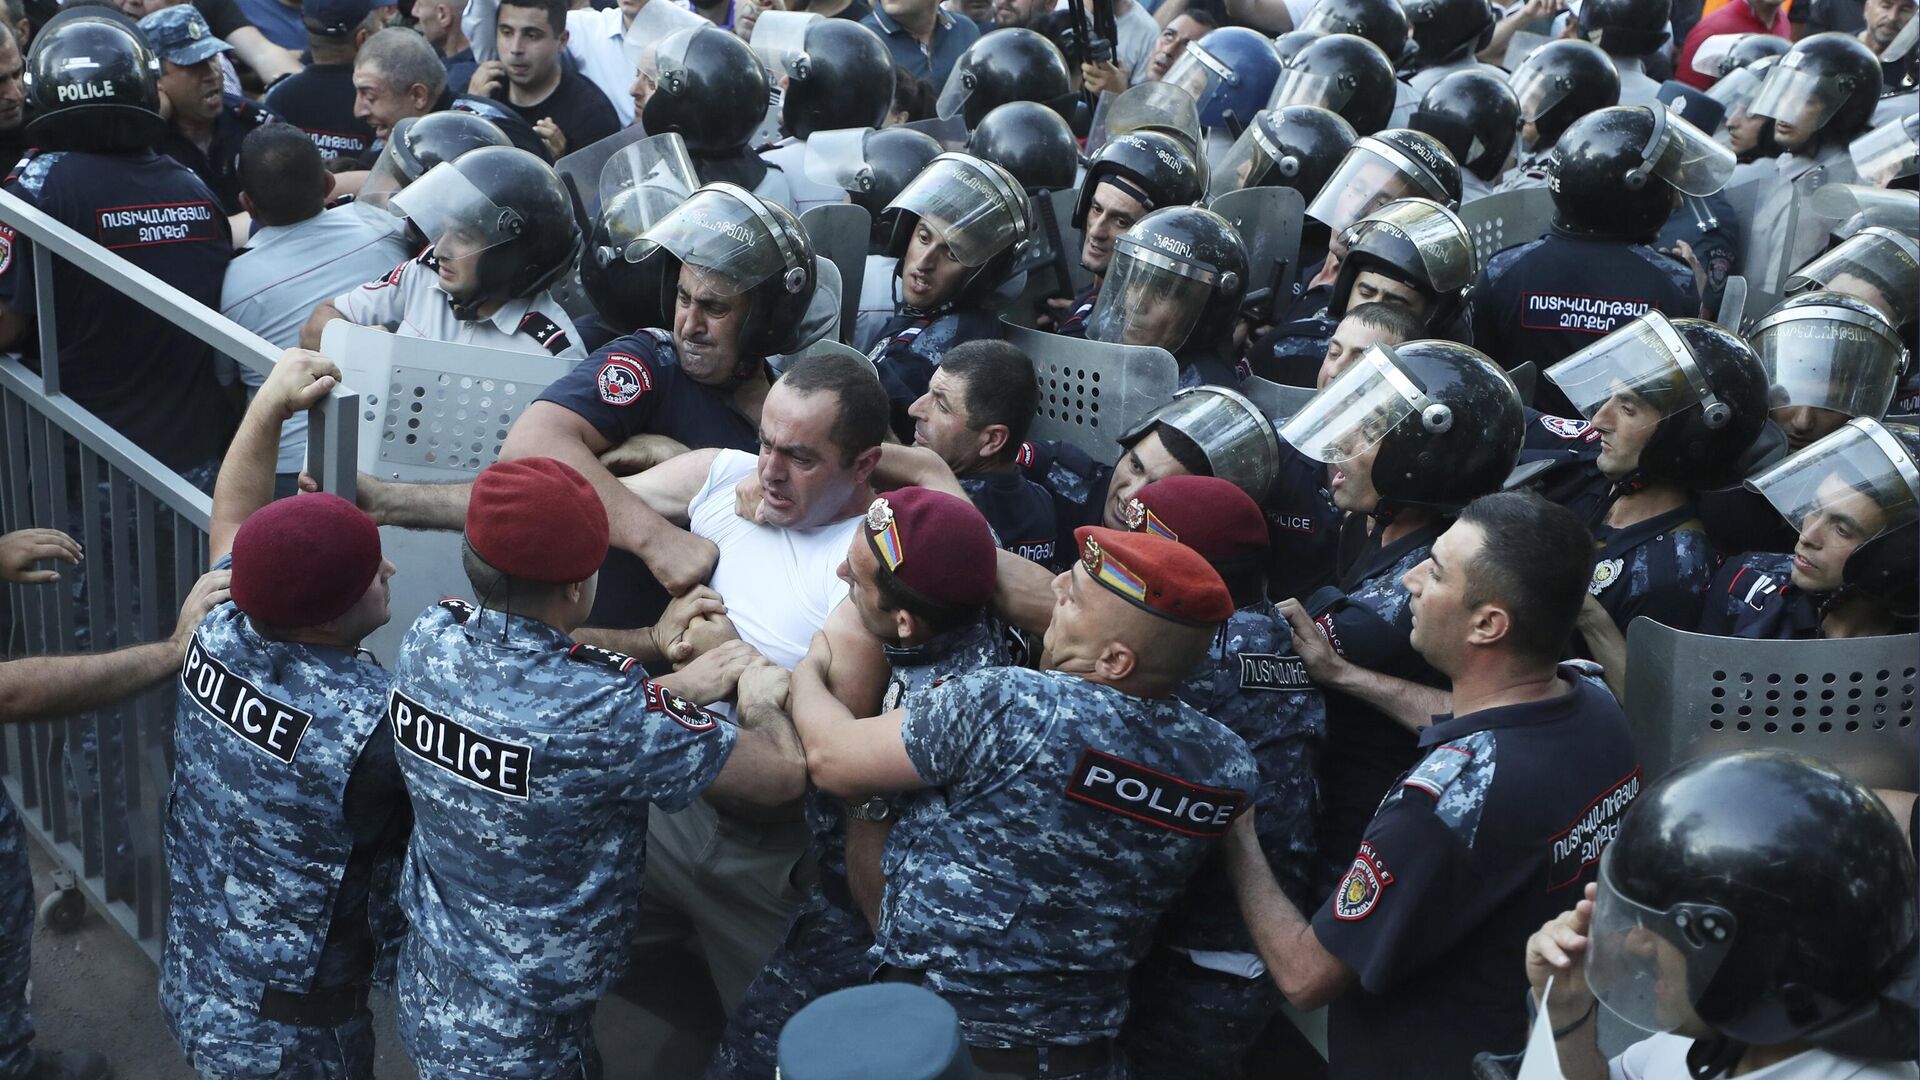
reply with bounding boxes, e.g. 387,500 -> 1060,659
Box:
231,493 -> 382,627
1074,526 -> 1233,627
465,457 -> 609,584
1123,475 -> 1270,568
864,488 -> 996,610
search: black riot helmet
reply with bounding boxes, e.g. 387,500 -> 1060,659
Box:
1510,39 -> 1621,152
1546,313 -> 1771,491
582,134 -> 703,335
1084,205 -> 1249,354
1548,105 -> 1736,242
1411,70 -> 1519,183
1575,0 -> 1669,57
884,153 -> 1035,305
1273,29 -> 1323,65
1748,33 -> 1884,147
1695,31 -> 1790,79
1282,339 -> 1524,513
936,28 -> 1073,131
390,146 -> 583,319
1329,197 -> 1478,329
641,25 -> 774,156
624,182 -> 819,360
1073,128 -> 1203,227
23,8 -> 165,152
1747,419 -> 1920,614
969,101 -> 1081,193
1589,751 -> 1916,1073
1266,33 -> 1399,135
806,126 -> 945,250
754,14 -> 894,139
1209,105 -> 1358,203
1295,0 -> 1414,65
360,111 -> 513,213
1406,0 -> 1495,67
1307,129 -> 1461,242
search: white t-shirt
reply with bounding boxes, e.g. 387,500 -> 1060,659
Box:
1612,1035 -> 1920,1080
688,449 -> 857,672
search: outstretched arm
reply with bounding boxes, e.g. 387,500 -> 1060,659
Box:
210,350 -> 342,562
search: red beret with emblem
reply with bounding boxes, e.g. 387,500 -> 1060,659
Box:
1123,475 -> 1269,568
465,457 -> 609,584
231,493 -> 382,627
864,487 -> 996,610
1073,526 -> 1232,626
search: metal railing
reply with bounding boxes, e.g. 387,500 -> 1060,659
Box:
0,188 -> 359,961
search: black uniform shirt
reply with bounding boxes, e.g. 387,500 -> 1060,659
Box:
533,331 -> 762,628
1583,498 -> 1720,646
1016,438 -> 1112,572
264,63 -> 375,161
159,94 -> 278,215
1696,552 -> 1829,639
1266,442 -> 1342,603
1313,670 -> 1641,1080
960,469 -> 1057,565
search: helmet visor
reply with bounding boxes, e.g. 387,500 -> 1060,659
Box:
598,134 -> 702,260
1279,344 -> 1425,463
1646,107 -> 1736,196
633,186 -> 787,297
886,156 -> 1028,267
1752,302 -> 1903,418
750,10 -> 820,81
1087,80 -> 1205,157
1851,114 -> 1920,188
1745,417 -> 1920,540
390,161 -> 525,258
358,136 -> 412,213
1510,58 -> 1573,124
1267,67 -> 1355,115
803,127 -> 877,193
1085,235 -> 1214,349
1544,312 -> 1710,422
634,23 -> 703,82
1138,385 -> 1280,497
1164,45 -> 1232,110
1306,142 -> 1432,234
1587,850 -> 1738,1036
1340,197 -> 1476,293
1210,117 -> 1281,197
934,55 -> 978,121
1747,60 -> 1846,131
1786,226 -> 1920,326
1689,32 -> 1758,77
1296,3 -> 1366,38
1704,62 -> 1769,123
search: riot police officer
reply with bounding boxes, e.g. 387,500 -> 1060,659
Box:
1403,0 -> 1504,108
935,27 -> 1073,129
1528,751 -> 1916,1078
863,153 -> 1034,433
642,24 -> 797,210
1475,107 -> 1733,403
755,14 -> 896,214
1784,226 -> 1919,410
803,126 -> 947,344
1050,127 -> 1203,334
1572,0 -> 1672,106
1274,339 -> 1524,890
1209,104 -> 1359,207
302,145 -> 586,358
1750,290 -> 1907,451
1543,313 -> 1771,693
968,100 -> 1080,196
1701,418 -> 1920,639
354,109 -> 513,223
1496,38 -> 1620,192
141,5 -> 276,216
1110,476 -> 1326,1080
1264,32 -> 1398,136
1162,26 -> 1286,157
1295,0 -> 1413,68
1409,70 -> 1518,202
1079,205 -> 1250,387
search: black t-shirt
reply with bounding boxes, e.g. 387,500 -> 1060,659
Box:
264,63 -> 375,161
1801,0 -> 1866,34
1312,672 -> 1641,1080
490,70 -> 621,158
533,331 -> 762,628
0,149 -> 237,469
158,94 -> 278,215
195,0 -> 252,40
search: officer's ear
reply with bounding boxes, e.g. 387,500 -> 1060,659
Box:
892,606 -> 919,644
1467,599 -> 1512,650
1094,639 -> 1138,681
975,422 -> 1011,462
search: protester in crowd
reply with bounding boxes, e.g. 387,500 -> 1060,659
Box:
263,0 -> 384,160
350,27 -> 446,141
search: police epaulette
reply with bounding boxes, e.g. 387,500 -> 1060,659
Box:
437,597 -> 475,622
567,642 -> 640,674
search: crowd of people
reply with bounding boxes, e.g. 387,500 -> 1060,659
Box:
0,0 -> 1914,1073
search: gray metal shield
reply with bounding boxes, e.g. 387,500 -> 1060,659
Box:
1458,187 -> 1555,269
1006,187 -> 1093,329
1208,185 -> 1304,316
1239,375 -> 1316,424
1716,274 -> 1749,332
1000,317 -> 1180,464
800,202 -> 872,346
1622,617 -> 1919,790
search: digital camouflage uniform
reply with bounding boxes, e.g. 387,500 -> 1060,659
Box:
0,787 -> 32,1076
882,667 -> 1259,1078
707,616 -> 1018,1080
161,581 -> 407,1077
389,600 -> 736,1078
1123,602 -> 1327,1080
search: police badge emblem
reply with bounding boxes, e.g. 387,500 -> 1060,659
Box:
1333,842 -> 1393,921
1120,497 -> 1179,541
1589,558 -> 1625,596
865,498 -> 904,570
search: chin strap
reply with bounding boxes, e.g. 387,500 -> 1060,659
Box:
1685,1035 -> 1745,1079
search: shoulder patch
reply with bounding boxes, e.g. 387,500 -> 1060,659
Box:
1589,557 -> 1625,596
437,597 -> 475,622
1332,840 -> 1394,920
1404,731 -> 1498,847
1237,652 -> 1313,692
1547,768 -> 1640,891
1064,748 -> 1247,837
388,688 -> 534,798
646,682 -> 720,732
517,311 -> 572,356
368,259 -> 409,289
1727,565 -> 1783,611
1015,441 -> 1036,468
596,353 -> 654,406
1538,415 -> 1594,441
0,223 -> 13,276
566,642 -> 640,674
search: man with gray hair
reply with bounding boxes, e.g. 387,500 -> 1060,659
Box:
0,20 -> 25,176
352,26 -> 448,141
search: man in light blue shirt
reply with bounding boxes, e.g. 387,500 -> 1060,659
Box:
219,124 -> 412,490
863,0 -> 978,88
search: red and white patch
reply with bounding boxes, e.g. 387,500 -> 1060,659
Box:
596,354 -> 653,406
1333,841 -> 1394,921
0,223 -> 14,275
647,682 -> 717,733
1538,415 -> 1595,441
1016,441 -> 1037,468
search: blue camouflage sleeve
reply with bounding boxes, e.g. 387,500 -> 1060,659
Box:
899,669 -> 1028,791
618,680 -> 739,812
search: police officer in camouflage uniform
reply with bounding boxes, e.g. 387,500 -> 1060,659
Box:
162,352 -> 409,1079
708,487 -> 1017,1080
790,527 -> 1259,1080
387,457 -> 808,1078
1110,477 -> 1326,1080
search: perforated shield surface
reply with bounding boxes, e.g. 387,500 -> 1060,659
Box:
1002,318 -> 1179,463
1458,187 -> 1555,268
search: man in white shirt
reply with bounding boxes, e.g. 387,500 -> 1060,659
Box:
566,0 -> 707,126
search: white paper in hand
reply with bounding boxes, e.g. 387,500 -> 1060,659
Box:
1517,977 -> 1571,1080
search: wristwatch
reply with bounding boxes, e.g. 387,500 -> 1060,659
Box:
848,796 -> 895,823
